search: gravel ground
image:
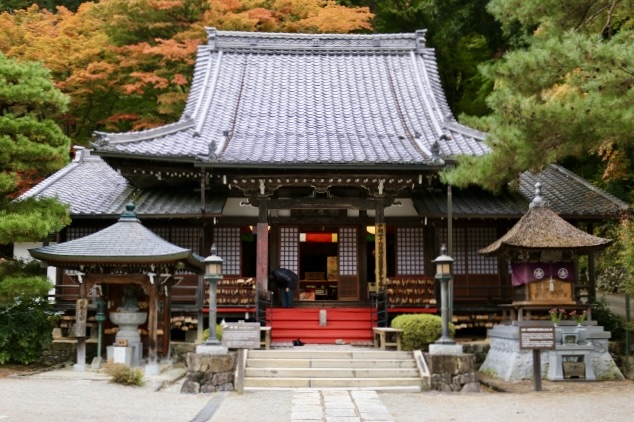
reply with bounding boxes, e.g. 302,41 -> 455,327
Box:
1,366 -> 633,422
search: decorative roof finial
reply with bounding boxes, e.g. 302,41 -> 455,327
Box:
208,139 -> 217,160
440,243 -> 447,256
529,182 -> 548,208
119,202 -> 140,221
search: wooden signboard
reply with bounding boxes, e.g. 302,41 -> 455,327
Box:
519,325 -> 556,350
518,322 -> 555,392
222,322 -> 261,349
375,223 -> 387,290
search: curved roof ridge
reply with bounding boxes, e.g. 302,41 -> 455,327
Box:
207,27 -> 419,51
93,119 -> 194,146
19,147 -> 88,200
443,121 -> 487,142
549,164 -> 629,210
409,50 -> 443,139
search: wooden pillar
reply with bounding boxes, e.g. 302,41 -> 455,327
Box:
162,285 -> 171,359
256,200 -> 269,292
587,223 -> 597,303
374,197 -> 387,290
447,183 -> 454,318
146,280 -> 160,375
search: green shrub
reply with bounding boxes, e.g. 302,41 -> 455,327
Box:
202,324 -> 223,342
0,272 -> 57,364
593,297 -> 625,341
0,275 -> 52,302
104,363 -> 145,386
390,314 -> 455,351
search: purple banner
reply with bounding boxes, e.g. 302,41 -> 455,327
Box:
511,262 -> 575,286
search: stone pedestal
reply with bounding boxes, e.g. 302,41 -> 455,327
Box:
480,322 -> 624,381
107,345 -> 134,366
110,311 -> 147,366
429,343 -> 463,355
196,344 -> 228,355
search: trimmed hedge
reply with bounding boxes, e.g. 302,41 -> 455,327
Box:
390,314 -> 455,351
202,324 -> 224,341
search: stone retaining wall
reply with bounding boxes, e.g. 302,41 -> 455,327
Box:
181,352 -> 236,393
424,353 -> 481,392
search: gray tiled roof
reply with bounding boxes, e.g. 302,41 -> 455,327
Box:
29,205 -> 204,271
413,187 -> 527,218
19,148 -> 225,217
22,150 -> 626,219
413,164 -> 628,218
92,29 -> 488,166
520,164 -> 629,217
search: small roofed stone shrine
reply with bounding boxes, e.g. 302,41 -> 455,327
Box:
478,184 -> 623,381
479,182 -> 612,309
29,204 -> 204,374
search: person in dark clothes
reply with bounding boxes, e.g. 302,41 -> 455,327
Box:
269,268 -> 298,308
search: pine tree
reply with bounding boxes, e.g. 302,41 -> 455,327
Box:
0,52 -> 71,244
444,0 -> 634,195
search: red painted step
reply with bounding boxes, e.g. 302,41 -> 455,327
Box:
268,307 -> 376,344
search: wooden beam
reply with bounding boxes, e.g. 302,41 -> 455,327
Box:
267,198 -> 379,210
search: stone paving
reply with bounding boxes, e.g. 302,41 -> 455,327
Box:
291,390 -> 394,422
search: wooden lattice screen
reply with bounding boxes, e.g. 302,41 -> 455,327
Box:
338,226 -> 358,300
279,227 -> 299,275
396,227 -> 425,275
215,227 -> 241,276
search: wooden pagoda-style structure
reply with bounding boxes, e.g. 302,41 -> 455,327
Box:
29,204 -> 204,370
480,183 -> 613,319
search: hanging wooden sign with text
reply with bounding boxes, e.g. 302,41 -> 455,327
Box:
375,223 -> 387,290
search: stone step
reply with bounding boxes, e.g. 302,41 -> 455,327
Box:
243,348 -> 424,391
245,367 -> 419,378
243,377 -> 423,390
247,358 -> 417,369
247,350 -> 412,360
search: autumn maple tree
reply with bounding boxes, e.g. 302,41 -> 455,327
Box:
0,1 -> 373,141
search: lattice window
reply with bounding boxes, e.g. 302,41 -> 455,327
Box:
396,227 -> 425,275
215,227 -> 241,275
169,226 -> 201,253
437,227 -> 466,274
279,227 -> 298,274
66,227 -> 100,240
338,227 -> 357,276
467,227 -> 498,274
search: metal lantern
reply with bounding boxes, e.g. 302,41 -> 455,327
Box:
432,244 -> 455,345
203,244 -> 223,344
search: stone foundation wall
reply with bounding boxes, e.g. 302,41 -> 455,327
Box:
41,341 -> 97,366
181,352 -> 236,394
424,353 -> 481,392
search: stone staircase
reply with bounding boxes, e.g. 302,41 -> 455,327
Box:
243,348 -> 429,391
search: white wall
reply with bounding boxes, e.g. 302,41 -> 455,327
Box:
384,198 -> 418,217
222,197 -> 259,217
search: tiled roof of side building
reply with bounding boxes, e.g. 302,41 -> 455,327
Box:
92,29 -> 489,166
519,164 -> 629,217
18,148 -> 225,217
22,149 -> 626,219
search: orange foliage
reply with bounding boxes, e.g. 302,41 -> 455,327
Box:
595,139 -> 630,181
0,0 -> 373,141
